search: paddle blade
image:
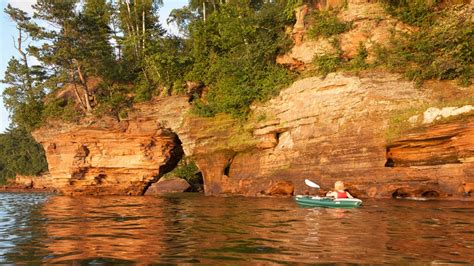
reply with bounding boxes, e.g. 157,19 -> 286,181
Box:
304,179 -> 320,188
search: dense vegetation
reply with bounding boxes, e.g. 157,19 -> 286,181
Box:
0,128 -> 48,184
1,0 -> 296,181
2,0 -> 296,130
1,0 -> 472,181
377,0 -> 473,86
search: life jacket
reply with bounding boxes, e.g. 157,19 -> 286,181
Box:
336,191 -> 348,198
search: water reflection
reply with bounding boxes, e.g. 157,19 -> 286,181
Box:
0,193 -> 473,264
42,196 -> 168,263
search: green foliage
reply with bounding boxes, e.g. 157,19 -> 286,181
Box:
375,8 -> 474,86
309,4 -> 472,85
312,45 -> 369,76
114,0 -> 165,69
313,53 -> 343,77
94,82 -> 133,120
348,42 -> 369,70
313,38 -> 369,76
308,10 -> 351,38
163,159 -> 202,192
172,161 -> 200,181
0,128 -> 48,184
132,75 -> 155,102
144,36 -> 192,95
2,57 -> 46,130
185,2 -> 294,119
380,0 -> 437,27
2,5 -> 47,131
3,0 -> 298,128
168,6 -> 196,36
42,98 -> 83,123
283,0 -> 303,21
192,62 -> 293,118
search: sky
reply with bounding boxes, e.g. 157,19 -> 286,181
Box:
0,0 -> 188,133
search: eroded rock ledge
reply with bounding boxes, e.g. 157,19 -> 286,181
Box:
177,73 -> 474,199
33,97 -> 190,196
33,73 -> 473,198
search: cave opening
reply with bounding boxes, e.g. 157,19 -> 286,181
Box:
224,159 -> 232,176
391,188 -> 411,198
142,130 -> 203,195
421,190 -> 440,198
384,147 -> 395,167
275,132 -> 281,142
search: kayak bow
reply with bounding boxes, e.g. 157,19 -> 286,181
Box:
295,195 -> 362,208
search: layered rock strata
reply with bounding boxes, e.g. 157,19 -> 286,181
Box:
33,97 -> 190,195
176,73 -> 473,198
32,0 -> 474,198
34,73 -> 473,198
277,0 -> 415,69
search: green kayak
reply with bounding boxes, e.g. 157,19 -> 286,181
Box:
295,195 -> 363,208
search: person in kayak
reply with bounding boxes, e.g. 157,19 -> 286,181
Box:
326,181 -> 354,199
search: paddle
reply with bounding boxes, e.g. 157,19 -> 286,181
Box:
304,179 -> 320,189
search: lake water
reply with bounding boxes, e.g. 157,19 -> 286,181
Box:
0,192 -> 473,264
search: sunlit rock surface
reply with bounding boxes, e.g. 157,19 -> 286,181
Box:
34,73 -> 473,198
177,73 -> 473,199
32,0 -> 474,198
33,97 -> 189,196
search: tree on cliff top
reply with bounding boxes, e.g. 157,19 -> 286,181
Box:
2,4 -> 46,131
170,0 -> 294,118
3,0 -> 296,126
29,0 -> 118,114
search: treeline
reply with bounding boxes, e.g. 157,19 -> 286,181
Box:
2,0 -> 298,131
1,0 -> 298,181
0,127 -> 47,184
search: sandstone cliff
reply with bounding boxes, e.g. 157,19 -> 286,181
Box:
33,97 -> 190,195
32,0 -> 474,198
33,72 -> 473,198
177,73 -> 474,198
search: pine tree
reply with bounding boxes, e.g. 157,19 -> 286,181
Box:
114,0 -> 165,69
28,0 -> 117,114
2,4 -> 46,130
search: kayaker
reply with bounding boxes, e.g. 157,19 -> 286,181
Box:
326,181 -> 354,199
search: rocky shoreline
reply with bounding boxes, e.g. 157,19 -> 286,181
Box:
28,1 -> 474,199
30,73 -> 473,199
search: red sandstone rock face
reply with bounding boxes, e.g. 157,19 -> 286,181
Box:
387,120 -> 474,167
176,72 -> 474,199
33,97 -> 190,196
33,74 -> 473,198
30,2 -> 473,199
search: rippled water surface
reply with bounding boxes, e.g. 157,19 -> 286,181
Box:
0,193 -> 473,264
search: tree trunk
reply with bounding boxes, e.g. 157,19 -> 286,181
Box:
125,0 -> 139,58
70,69 -> 87,112
134,0 -> 140,55
75,63 -> 92,113
142,8 -> 145,51
203,2 -> 206,21
14,28 -> 33,93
